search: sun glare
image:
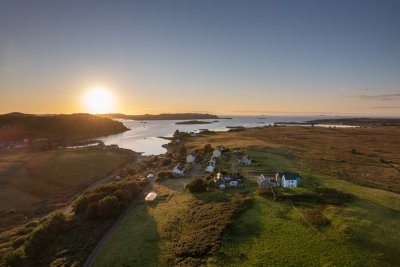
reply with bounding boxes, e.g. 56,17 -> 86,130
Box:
83,87 -> 115,114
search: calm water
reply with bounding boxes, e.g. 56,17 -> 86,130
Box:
99,116 -> 339,155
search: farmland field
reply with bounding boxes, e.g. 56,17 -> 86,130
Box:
0,148 -> 133,229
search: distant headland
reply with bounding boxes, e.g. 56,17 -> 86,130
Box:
0,112 -> 128,142
99,113 -> 219,120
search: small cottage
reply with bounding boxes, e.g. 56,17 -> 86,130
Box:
276,172 -> 301,188
146,174 -> 154,181
212,145 -> 223,158
172,165 -> 185,176
206,158 -> 216,173
240,155 -> 252,165
186,154 -> 196,164
206,164 -> 215,173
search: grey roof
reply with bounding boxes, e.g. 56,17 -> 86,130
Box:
280,172 -> 300,180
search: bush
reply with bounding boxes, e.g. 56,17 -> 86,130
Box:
73,195 -> 89,215
161,158 -> 173,166
185,163 -> 192,172
303,206 -> 329,227
186,178 -> 207,193
3,248 -> 25,267
124,181 -> 140,196
257,188 -> 273,198
126,167 -> 136,176
158,171 -> 173,180
203,144 -> 213,153
24,213 -> 66,260
97,196 -> 119,219
206,179 -> 216,189
85,203 -> 98,220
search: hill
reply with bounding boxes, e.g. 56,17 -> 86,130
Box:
100,113 -> 219,120
0,113 -> 128,142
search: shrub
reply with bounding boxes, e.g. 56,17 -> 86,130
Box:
257,188 -> 273,198
126,167 -> 136,176
24,213 -> 66,260
138,179 -> 149,188
178,146 -> 187,156
97,196 -> 119,219
85,203 -> 98,220
73,195 -> 88,215
3,248 -> 25,267
203,144 -> 213,153
184,163 -> 192,172
124,181 -> 140,196
207,179 -> 216,189
161,158 -> 173,166
303,206 -> 329,227
185,178 -> 207,193
158,171 -> 173,180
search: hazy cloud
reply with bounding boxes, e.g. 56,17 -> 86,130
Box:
373,106 -> 400,109
357,93 -> 400,101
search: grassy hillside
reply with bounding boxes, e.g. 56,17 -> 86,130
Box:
186,126 -> 400,194
0,148 -> 133,229
85,126 -> 400,266
0,113 -> 128,142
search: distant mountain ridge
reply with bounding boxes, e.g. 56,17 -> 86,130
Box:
99,113 -> 219,120
0,113 -> 128,142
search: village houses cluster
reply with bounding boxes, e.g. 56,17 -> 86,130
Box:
170,142 -> 301,190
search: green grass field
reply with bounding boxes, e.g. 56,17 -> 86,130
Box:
92,127 -> 400,266
214,196 -> 400,266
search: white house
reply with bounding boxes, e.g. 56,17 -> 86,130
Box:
206,164 -> 215,173
146,174 -> 155,181
206,158 -> 216,173
276,172 -> 301,188
240,155 -> 252,165
212,146 -> 223,158
186,154 -> 196,164
172,165 -> 185,176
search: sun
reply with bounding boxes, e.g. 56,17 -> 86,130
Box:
83,87 -> 115,114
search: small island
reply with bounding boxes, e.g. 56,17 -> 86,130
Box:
175,120 -> 213,125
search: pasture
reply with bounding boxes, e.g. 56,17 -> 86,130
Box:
91,126 -> 400,266
0,148 -> 133,229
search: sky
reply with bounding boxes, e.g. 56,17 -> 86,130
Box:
0,0 -> 399,116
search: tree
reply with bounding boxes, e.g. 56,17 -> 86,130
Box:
173,129 -> 180,138
161,158 -> 172,166
97,196 -> 119,219
206,179 -> 216,189
203,144 -> 213,153
85,203 -> 98,220
186,178 -> 207,193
